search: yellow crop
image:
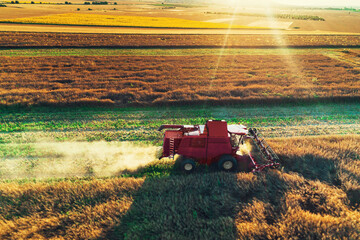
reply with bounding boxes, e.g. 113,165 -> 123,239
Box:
0,13 -> 259,29
4,1 -> 51,3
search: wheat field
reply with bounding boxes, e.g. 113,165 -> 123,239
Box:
0,135 -> 359,239
0,13 -> 255,29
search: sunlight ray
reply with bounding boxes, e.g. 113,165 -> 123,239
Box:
263,4 -> 314,98
202,3 -> 241,109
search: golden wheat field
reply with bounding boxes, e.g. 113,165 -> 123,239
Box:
0,13 -> 256,29
0,54 -> 359,106
0,136 -> 359,239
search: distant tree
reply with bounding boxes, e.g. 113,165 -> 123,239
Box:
92,1 -> 108,4
31,1 -> 34,3
113,1 -> 117,4
15,0 -> 19,3
77,7 -> 80,10
84,1 -> 90,4
88,7 -> 92,10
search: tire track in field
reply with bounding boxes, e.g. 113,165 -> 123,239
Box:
323,50 -> 360,68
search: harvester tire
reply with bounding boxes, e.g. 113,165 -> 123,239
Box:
218,155 -> 237,172
181,158 -> 196,173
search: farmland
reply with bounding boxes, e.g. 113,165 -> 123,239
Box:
0,50 -> 359,239
1,94 -> 357,239
0,102 -> 359,178
0,13 -> 252,29
0,51 -> 359,106
1,1 -> 360,33
0,3 -> 360,238
205,11 -> 326,21
1,32 -> 360,48
1,101 -> 359,141
0,135 -> 359,239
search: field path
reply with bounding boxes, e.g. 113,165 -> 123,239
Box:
1,23 -> 360,35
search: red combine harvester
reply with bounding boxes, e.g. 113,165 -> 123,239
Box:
158,120 -> 280,173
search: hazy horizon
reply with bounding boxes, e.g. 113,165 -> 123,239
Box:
213,0 -> 360,8
275,0 -> 360,7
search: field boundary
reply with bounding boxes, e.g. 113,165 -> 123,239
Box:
1,46 -> 360,50
1,45 -> 359,50
1,96 -> 359,109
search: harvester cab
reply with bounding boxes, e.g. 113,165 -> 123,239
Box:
158,120 -> 280,173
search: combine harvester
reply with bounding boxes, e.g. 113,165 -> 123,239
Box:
158,120 -> 280,173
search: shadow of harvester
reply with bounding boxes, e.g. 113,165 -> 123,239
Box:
100,168 -> 290,240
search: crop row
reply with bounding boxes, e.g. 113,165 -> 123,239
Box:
1,32 -> 360,48
0,54 -> 359,106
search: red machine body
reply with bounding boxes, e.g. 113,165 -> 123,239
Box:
158,120 -> 279,172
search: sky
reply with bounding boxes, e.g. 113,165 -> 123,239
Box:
274,0 -> 360,7
220,0 -> 360,7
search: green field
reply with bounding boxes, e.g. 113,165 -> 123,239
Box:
1,103 -> 359,143
0,102 -> 358,180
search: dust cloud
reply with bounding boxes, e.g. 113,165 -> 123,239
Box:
0,141 -> 159,179
238,140 -> 253,156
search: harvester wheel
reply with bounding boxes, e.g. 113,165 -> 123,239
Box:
181,159 -> 196,173
218,155 -> 237,172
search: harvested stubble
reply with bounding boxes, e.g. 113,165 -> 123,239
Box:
1,32 -> 360,48
0,54 -> 359,106
0,135 -> 359,239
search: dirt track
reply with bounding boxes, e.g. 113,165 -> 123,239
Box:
1,23 -> 360,35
